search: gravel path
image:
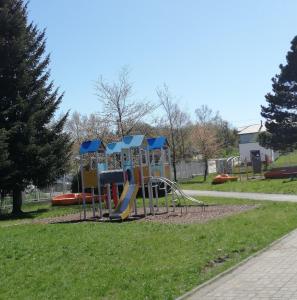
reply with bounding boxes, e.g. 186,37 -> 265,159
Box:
183,190 -> 297,202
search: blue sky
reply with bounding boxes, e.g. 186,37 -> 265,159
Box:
28,0 -> 297,127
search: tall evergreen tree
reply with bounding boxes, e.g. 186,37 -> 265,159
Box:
259,36 -> 297,151
0,129 -> 10,185
0,0 -> 72,214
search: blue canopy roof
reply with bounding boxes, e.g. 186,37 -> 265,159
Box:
79,140 -> 105,155
147,136 -> 169,150
106,141 -> 123,155
106,135 -> 146,155
122,135 -> 145,148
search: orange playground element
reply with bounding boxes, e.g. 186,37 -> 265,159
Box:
212,174 -> 238,184
111,183 -> 119,207
52,193 -> 106,206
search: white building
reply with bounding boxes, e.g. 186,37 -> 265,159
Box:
238,123 -> 278,163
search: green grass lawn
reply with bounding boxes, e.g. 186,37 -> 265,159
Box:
2,197 -> 297,299
180,174 -> 297,194
271,150 -> 297,168
0,201 -> 82,227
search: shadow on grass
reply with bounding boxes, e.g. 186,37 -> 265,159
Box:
0,208 -> 49,221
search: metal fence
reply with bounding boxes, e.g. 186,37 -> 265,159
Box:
173,160 -> 217,180
0,182 -> 72,214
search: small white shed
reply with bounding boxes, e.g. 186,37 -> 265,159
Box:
238,123 -> 278,163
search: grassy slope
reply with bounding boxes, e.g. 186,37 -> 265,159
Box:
179,151 -> 297,194
1,198 -> 297,299
180,175 -> 297,194
271,150 -> 297,168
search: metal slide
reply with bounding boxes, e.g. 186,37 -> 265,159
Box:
110,182 -> 139,220
150,176 -> 205,206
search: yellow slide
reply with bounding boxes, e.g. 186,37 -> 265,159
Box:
110,182 -> 139,220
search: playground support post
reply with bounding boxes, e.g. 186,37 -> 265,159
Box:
95,152 -> 103,219
148,179 -> 154,215
129,148 -> 137,216
80,155 -> 87,220
120,151 -> 125,182
146,150 -> 154,215
89,156 -> 96,218
170,178 -> 176,212
107,183 -> 112,217
154,185 -> 159,212
161,149 -> 169,213
139,149 -> 146,216
164,183 -> 169,213
91,188 -> 96,218
167,148 -> 175,211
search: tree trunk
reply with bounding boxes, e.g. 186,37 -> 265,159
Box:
170,128 -> 178,182
12,189 -> 23,215
172,140 -> 177,182
203,158 -> 208,182
172,160 -> 177,182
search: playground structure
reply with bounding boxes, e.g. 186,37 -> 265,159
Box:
68,135 -> 204,221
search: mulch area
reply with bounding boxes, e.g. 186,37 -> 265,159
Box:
30,204 -> 258,225
138,205 -> 257,224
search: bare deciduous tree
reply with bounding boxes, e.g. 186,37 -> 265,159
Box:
65,111 -> 112,172
195,105 -> 221,125
95,67 -> 156,138
157,84 -> 185,181
175,110 -> 192,161
195,105 -> 238,157
191,124 -> 221,181
192,106 -> 222,181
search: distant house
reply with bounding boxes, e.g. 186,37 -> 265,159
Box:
238,123 -> 278,163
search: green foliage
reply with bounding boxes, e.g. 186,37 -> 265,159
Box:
1,199 -> 297,299
0,129 -> 10,185
0,0 -> 72,211
260,36 -> 297,151
216,121 -> 239,157
70,172 -> 82,193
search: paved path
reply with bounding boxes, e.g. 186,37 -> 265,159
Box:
183,190 -> 297,202
185,229 -> 297,299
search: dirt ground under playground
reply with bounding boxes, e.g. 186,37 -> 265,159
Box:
32,204 -> 258,225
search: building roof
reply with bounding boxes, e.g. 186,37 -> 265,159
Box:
147,136 -> 169,150
237,123 -> 266,135
79,139 -> 105,154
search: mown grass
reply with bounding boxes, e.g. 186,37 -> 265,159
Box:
1,197 -> 297,299
271,150 -> 297,168
0,202 -> 82,227
180,174 -> 297,194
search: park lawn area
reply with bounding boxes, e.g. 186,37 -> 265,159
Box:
0,202 -> 82,227
180,175 -> 297,194
2,198 -> 297,299
271,150 -> 297,168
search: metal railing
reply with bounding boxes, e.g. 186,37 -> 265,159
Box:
150,176 -> 205,206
